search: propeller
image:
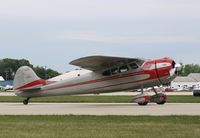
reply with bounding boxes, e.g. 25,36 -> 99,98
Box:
175,63 -> 183,72
170,62 -> 184,77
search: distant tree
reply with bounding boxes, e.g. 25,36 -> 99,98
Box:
181,64 -> 200,76
18,59 -> 33,68
0,58 -> 33,80
33,66 -> 46,79
46,68 -> 61,79
0,60 -> 5,79
0,58 -> 60,80
33,66 -> 60,79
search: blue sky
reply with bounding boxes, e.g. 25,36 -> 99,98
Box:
0,0 -> 200,72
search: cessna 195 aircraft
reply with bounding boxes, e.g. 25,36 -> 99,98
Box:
13,56 -> 180,105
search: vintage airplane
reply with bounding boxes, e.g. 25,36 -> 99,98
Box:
13,56 -> 180,105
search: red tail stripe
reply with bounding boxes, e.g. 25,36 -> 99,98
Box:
15,79 -> 46,90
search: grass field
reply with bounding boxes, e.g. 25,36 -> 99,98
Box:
0,95 -> 200,103
0,115 -> 200,138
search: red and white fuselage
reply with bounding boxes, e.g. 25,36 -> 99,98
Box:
14,57 -> 177,98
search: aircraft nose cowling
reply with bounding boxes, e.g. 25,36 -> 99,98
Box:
155,58 -> 178,85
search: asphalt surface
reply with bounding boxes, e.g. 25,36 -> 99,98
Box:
0,103 -> 200,115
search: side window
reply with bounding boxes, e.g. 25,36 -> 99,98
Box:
119,65 -> 129,73
102,70 -> 111,76
102,65 -> 129,76
111,68 -> 119,75
129,63 -> 139,70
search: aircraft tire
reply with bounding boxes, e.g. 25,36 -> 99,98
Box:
138,102 -> 148,106
156,101 -> 166,105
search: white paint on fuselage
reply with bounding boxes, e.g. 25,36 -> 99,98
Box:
48,69 -> 92,82
156,63 -> 171,68
143,62 -> 171,71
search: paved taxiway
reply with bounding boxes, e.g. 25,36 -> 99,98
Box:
0,103 -> 200,115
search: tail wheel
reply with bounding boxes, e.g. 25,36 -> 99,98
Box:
23,98 -> 30,105
23,100 -> 28,105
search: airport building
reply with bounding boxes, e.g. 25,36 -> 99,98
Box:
171,73 -> 200,91
0,76 -> 13,91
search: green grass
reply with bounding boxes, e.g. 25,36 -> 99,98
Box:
0,115 -> 200,138
0,95 -> 200,103
168,95 -> 200,103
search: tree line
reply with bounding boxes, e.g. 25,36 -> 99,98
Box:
179,64 -> 200,76
0,58 -> 60,80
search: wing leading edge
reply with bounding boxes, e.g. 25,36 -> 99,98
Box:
70,56 -> 145,71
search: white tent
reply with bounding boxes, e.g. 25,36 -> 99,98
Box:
0,76 -> 4,81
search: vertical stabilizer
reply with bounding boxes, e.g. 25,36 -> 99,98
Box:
14,66 -> 46,91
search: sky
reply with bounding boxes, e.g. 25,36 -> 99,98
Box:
0,0 -> 200,73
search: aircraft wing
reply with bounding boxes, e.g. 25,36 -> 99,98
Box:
69,56 -> 145,71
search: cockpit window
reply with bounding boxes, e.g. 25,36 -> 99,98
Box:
129,63 -> 139,70
111,68 -> 119,75
119,65 -> 129,73
102,64 -> 132,76
102,70 -> 111,76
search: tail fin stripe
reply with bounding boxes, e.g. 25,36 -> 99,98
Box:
15,79 -> 46,90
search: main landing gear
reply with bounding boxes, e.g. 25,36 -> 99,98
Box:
133,87 -> 167,106
151,87 -> 167,105
23,97 -> 30,105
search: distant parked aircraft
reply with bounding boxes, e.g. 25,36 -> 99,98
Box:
13,56 -> 179,105
0,76 -> 4,81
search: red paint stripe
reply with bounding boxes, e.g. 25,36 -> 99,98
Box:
40,67 -> 170,93
81,77 -> 154,93
15,79 -> 46,90
43,70 -> 161,93
43,71 -> 149,91
41,76 -> 154,96
40,72 -> 170,96
53,76 -> 157,96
